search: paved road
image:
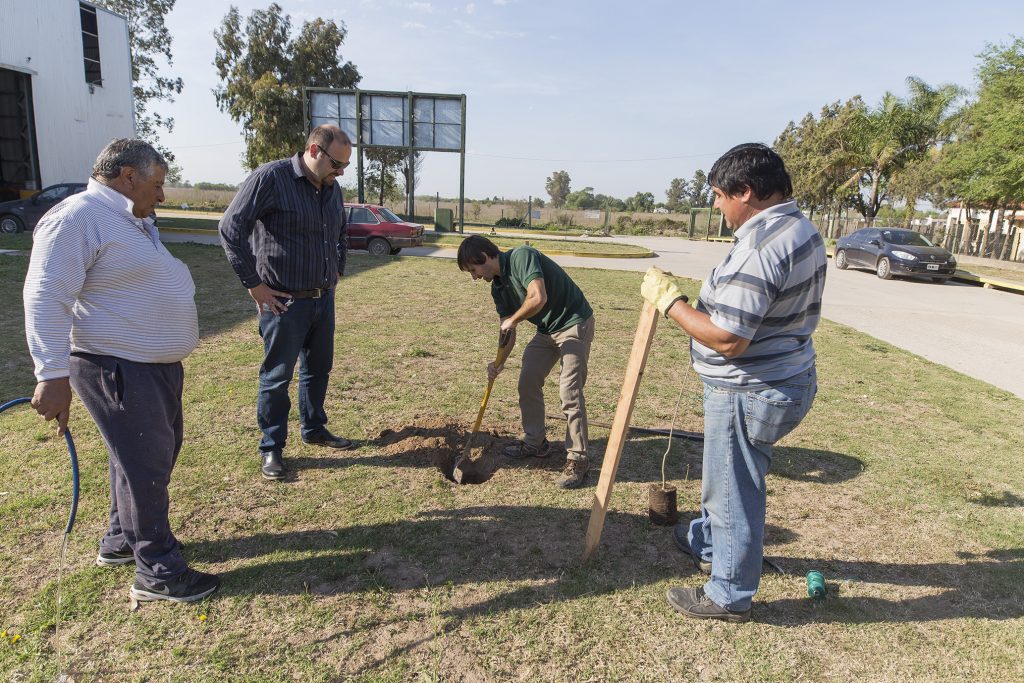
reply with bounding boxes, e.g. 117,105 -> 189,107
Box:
162,231 -> 1024,399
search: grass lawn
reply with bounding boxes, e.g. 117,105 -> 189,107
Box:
0,242 -> 1022,681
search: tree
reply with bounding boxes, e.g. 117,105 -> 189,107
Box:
689,170 -> 713,208
213,3 -> 361,170
93,0 -> 183,159
362,148 -> 406,206
665,178 -> 689,211
545,170 -> 571,208
940,38 -> 1024,258
565,186 -> 597,210
625,191 -> 655,213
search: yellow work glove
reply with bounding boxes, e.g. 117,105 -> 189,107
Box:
641,267 -> 689,317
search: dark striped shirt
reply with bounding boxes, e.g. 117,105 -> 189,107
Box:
691,200 -> 826,388
219,154 -> 347,292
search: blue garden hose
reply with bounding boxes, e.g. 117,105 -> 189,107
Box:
0,397 -> 79,534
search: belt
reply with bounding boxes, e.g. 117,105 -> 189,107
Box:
285,287 -> 330,299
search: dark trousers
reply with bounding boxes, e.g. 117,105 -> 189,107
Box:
69,353 -> 188,585
257,289 -> 335,451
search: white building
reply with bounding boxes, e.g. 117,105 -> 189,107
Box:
0,0 -> 134,198
945,206 -> 1024,261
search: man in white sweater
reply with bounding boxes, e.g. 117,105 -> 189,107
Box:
23,138 -> 219,604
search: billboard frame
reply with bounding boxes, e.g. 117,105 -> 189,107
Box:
303,87 -> 467,231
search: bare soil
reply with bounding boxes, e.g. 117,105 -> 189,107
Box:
373,418 -> 566,485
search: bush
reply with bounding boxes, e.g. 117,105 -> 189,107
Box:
495,216 -> 526,227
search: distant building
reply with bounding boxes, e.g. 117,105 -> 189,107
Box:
0,0 -> 134,199
946,205 -> 1024,261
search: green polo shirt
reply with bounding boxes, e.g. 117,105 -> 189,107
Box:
490,246 -> 592,335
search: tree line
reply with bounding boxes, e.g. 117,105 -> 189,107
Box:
774,38 -> 1024,259
544,169 -> 714,213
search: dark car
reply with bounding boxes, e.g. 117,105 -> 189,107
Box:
344,203 -> 424,256
834,227 -> 957,283
0,183 -> 88,233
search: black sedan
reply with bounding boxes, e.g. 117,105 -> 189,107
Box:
0,183 -> 87,233
834,227 -> 957,283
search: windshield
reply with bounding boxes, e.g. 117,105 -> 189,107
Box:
881,230 -> 934,247
378,207 -> 403,223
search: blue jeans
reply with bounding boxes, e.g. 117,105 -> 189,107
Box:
257,290 -> 335,451
687,368 -> 817,611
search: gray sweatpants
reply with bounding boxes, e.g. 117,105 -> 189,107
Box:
518,316 -> 594,461
70,353 -> 188,585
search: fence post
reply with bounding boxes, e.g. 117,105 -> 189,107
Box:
688,210 -> 695,239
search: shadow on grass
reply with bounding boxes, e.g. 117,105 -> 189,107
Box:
286,429 -> 865,492
184,504 -> 1023,633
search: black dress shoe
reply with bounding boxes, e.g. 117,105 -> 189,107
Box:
301,429 -> 354,450
261,449 -> 285,480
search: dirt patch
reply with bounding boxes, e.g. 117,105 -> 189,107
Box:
373,418 -> 513,485
372,418 -> 568,485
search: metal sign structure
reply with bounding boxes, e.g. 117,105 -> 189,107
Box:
304,88 -> 467,230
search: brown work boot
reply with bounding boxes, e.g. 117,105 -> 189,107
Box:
555,457 -> 590,489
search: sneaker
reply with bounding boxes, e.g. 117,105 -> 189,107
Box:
129,569 -> 221,604
672,524 -> 711,575
555,457 -> 590,489
503,439 -> 551,459
666,586 -> 751,623
96,548 -> 134,566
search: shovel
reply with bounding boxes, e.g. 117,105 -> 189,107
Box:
452,329 -> 513,484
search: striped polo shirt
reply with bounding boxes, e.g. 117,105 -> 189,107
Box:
691,200 -> 826,388
219,154 -> 346,292
23,179 -> 198,381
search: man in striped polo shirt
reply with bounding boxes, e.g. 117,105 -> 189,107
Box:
220,125 -> 354,481
24,138 -> 219,603
642,143 -> 826,622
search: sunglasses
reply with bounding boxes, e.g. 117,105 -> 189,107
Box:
317,145 -> 350,171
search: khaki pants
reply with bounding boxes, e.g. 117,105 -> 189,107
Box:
518,316 -> 595,461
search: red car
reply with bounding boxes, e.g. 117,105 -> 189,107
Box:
343,203 -> 425,256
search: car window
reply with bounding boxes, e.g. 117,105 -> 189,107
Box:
350,207 -> 379,224
377,207 -> 402,223
864,229 -> 881,242
881,229 -> 934,247
37,185 -> 71,202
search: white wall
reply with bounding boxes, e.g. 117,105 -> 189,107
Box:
0,0 -> 134,188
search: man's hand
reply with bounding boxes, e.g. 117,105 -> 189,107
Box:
248,283 -> 293,315
641,267 -> 689,317
31,378 -> 72,436
487,361 -> 504,382
499,317 -> 518,336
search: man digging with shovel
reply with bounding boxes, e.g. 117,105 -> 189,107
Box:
457,236 -> 595,489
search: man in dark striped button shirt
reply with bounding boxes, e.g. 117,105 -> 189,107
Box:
642,144 -> 826,623
220,125 -> 355,481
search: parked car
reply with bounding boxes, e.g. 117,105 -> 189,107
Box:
0,183 -> 87,233
834,227 -> 957,283
344,203 -> 424,256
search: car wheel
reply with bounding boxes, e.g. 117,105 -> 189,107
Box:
367,237 -> 390,256
390,247 -> 402,255
876,257 -> 892,280
835,249 -> 848,270
0,215 -> 24,234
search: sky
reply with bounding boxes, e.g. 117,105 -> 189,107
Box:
160,0 -> 1024,201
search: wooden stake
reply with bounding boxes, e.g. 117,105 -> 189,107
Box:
582,300 -> 660,562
